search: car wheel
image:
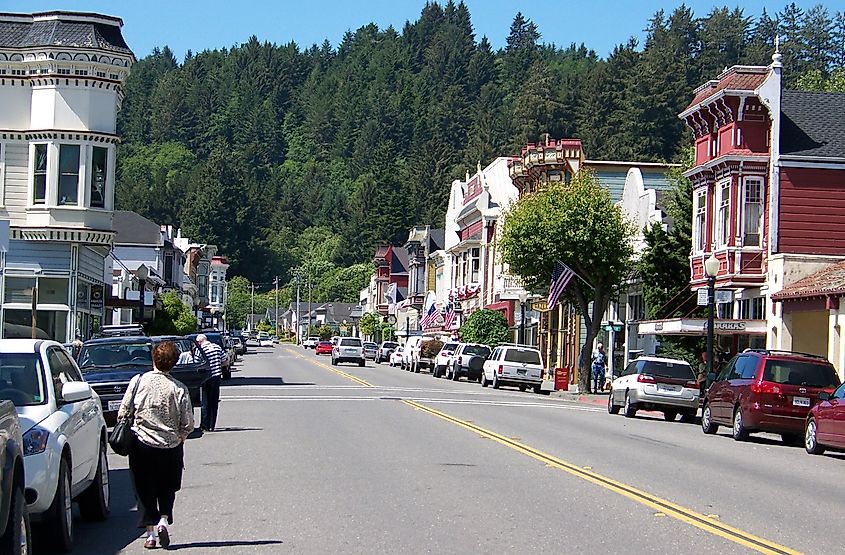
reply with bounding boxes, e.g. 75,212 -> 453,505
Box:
79,440 -> 110,521
518,384 -> 527,392
663,411 -> 678,422
492,373 -> 499,389
732,407 -> 749,441
805,418 -> 825,455
623,392 -> 637,418
359,359 -> 365,367
0,482 -> 30,555
701,403 -> 718,434
680,412 -> 696,424
607,392 -> 620,414
481,372 -> 488,387
533,384 -> 543,395
45,457 -> 73,552
452,367 -> 460,381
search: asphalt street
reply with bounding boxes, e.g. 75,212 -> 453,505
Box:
50,343 -> 843,554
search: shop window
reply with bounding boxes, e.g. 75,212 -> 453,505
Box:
38,277 -> 69,304
742,178 -> 763,247
716,180 -> 730,247
58,144 -> 80,206
3,309 -> 67,341
90,146 -> 107,208
4,277 -> 35,304
32,144 -> 47,204
694,189 -> 706,252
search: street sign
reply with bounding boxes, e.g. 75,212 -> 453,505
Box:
697,289 -> 708,306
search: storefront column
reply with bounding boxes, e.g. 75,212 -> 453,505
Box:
829,298 -> 845,381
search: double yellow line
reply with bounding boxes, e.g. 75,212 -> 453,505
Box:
290,346 -> 800,554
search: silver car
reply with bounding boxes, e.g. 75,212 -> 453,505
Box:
607,356 -> 699,422
332,337 -> 365,367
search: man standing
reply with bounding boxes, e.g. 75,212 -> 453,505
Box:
197,334 -> 224,431
591,343 -> 607,394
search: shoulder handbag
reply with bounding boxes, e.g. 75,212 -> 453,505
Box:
108,375 -> 142,456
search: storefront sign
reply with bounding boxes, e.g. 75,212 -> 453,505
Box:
532,299 -> 549,312
715,321 -> 746,331
89,286 -> 104,311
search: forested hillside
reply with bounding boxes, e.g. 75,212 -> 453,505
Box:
116,1 -> 845,288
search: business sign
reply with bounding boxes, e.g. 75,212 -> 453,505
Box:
714,321 -> 746,331
90,286 -> 104,311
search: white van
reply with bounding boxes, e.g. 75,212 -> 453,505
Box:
401,336 -> 424,371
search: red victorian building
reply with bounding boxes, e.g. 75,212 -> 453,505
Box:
679,48 -> 845,376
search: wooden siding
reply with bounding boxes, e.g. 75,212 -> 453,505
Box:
779,167 -> 845,255
79,245 -> 107,283
5,240 -> 71,272
2,142 -> 29,223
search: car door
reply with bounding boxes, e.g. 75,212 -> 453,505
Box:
825,383 -> 845,448
615,362 -> 637,404
708,356 -> 737,422
47,347 -> 96,482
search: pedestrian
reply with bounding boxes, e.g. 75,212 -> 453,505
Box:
591,343 -> 607,394
71,338 -> 83,360
118,341 -> 194,550
697,350 -> 708,396
197,334 -> 224,432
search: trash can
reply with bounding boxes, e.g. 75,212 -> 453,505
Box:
554,367 -> 569,391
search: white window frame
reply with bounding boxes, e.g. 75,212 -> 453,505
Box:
741,177 -> 764,248
715,179 -> 731,247
693,189 -> 707,253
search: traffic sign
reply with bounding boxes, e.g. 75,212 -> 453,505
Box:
697,289 -> 708,306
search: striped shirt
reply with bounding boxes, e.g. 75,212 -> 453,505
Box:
200,341 -> 225,378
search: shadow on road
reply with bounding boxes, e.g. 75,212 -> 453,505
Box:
206,426 -> 262,433
170,539 -> 283,550
224,376 -> 314,387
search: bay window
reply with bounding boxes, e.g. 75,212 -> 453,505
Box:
742,177 -> 763,247
693,189 -> 707,252
716,180 -> 730,247
58,144 -> 80,205
32,144 -> 47,204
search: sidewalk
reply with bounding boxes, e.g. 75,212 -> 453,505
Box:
550,389 -> 609,407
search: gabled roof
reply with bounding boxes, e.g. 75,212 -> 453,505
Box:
0,12 -> 133,57
772,260 -> 845,301
113,211 -> 163,246
427,229 -> 445,252
781,90 -> 845,159
391,247 -> 409,274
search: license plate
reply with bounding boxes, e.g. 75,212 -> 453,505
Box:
793,396 -> 810,407
345,349 -> 357,353
107,400 -> 122,412
658,384 -> 680,392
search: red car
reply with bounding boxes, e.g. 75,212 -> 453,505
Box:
805,382 -> 845,454
315,341 -> 333,355
702,349 -> 840,444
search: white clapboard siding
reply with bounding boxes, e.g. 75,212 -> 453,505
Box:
79,245 -> 108,283
3,142 -> 30,223
5,239 -> 71,272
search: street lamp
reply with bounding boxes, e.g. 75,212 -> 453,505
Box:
517,291 -> 529,345
704,253 -> 720,381
136,264 -> 149,324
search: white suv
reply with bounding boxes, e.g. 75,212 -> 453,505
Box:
607,356 -> 699,422
482,345 -> 545,393
332,338 -> 365,367
0,339 -> 109,552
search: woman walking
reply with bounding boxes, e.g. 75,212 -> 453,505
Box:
118,341 -> 194,549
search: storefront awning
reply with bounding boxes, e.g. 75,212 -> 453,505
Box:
637,318 -> 766,336
771,260 -> 845,302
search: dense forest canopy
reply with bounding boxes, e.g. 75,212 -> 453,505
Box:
117,1 -> 845,294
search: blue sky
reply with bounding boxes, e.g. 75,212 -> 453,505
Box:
5,1 -> 834,60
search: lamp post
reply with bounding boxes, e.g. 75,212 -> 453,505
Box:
136,264 -> 149,325
517,291 -> 529,345
704,253 -> 720,381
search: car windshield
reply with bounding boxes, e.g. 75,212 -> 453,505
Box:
640,360 -> 694,379
340,339 -> 362,347
763,359 -> 840,388
0,353 -> 47,406
442,343 -> 458,352
78,342 -> 152,370
504,349 -> 542,365
364,343 -> 377,349
463,345 -> 491,357
162,339 -> 205,366
382,342 -> 398,349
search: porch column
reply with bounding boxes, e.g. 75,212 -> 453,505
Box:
828,297 -> 845,381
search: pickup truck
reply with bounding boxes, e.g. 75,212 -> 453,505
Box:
0,399 -> 29,553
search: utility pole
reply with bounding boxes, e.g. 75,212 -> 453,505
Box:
274,276 -> 279,337
250,282 -> 255,331
295,273 -> 301,343
307,273 -> 313,338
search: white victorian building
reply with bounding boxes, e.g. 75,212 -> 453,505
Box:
0,11 -> 133,341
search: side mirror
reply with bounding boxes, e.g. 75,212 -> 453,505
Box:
61,382 -> 93,403
819,391 -> 831,401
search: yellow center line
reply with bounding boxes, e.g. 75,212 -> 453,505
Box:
403,399 -> 802,555
287,346 -> 374,387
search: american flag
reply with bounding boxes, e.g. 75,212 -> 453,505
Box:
443,304 -> 457,330
548,261 -> 575,310
420,304 -> 437,328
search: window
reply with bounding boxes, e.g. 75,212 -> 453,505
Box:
3,309 -> 67,341
90,146 -> 107,208
639,360 -> 694,379
470,248 -> 480,283
763,360 -> 839,388
58,144 -> 80,205
742,178 -> 763,247
738,297 -> 765,320
210,285 -> 219,304
734,356 -> 758,379
96,71 -> 106,78
38,277 -> 69,304
32,144 -> 47,204
0,353 -> 47,406
716,180 -> 730,247
164,252 -> 174,285
4,277 -> 36,304
628,294 -> 646,321
503,348 -> 542,365
694,189 -> 707,252
73,69 -> 88,76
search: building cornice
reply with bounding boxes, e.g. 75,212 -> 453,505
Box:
0,129 -> 120,143
11,226 -> 114,246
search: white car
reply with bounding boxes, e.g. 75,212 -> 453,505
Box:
433,341 -> 459,378
607,356 -> 699,422
389,346 -> 404,367
332,338 -> 365,367
303,336 -> 320,349
482,344 -> 545,393
0,339 -> 109,552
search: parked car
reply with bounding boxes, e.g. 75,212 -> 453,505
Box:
389,346 -> 404,367
79,336 -> 210,422
315,341 -> 333,355
362,342 -> 378,360
1,339 -> 109,552
702,349 -> 840,443
608,356 -> 699,422
432,342 -> 459,378
400,336 -> 425,371
271,335 -> 279,344
188,332 -> 234,379
481,344 -> 546,393
232,336 -> 247,355
303,337 -> 320,349
805,382 -> 845,455
332,338 -> 365,367
259,335 -> 274,347
0,398 -> 29,553
376,341 -> 399,364
448,343 -> 491,382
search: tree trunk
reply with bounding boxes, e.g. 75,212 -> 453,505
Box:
575,285 -> 609,393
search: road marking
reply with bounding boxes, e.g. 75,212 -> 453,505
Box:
219,395 -> 603,412
403,399 -> 801,555
288,349 -> 374,387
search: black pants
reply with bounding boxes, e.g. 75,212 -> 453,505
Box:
201,376 -> 221,430
129,439 -> 184,527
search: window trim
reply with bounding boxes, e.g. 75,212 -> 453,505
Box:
715,179 -> 731,248
57,144 -> 81,207
693,188 -> 707,253
741,176 -> 764,248
89,145 -> 108,209
30,142 -> 49,206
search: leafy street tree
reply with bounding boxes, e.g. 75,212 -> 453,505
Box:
500,171 -> 634,392
459,309 -> 510,347
146,291 -> 198,336
359,312 -> 383,341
